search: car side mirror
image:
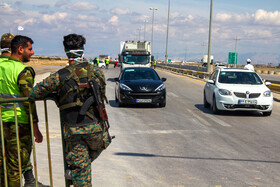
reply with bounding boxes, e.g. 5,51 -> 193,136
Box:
161,77 -> 167,82
265,81 -> 271,86
114,77 -> 119,82
207,79 -> 214,84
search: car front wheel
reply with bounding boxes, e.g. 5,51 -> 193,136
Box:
212,96 -> 220,114
204,92 -> 210,108
159,101 -> 166,107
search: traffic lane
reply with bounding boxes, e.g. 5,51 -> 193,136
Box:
157,69 -> 280,183
94,67 -> 280,186
260,74 -> 280,83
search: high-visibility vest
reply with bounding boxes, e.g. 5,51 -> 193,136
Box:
96,58 -> 99,64
154,60 -> 157,65
0,59 -> 33,124
105,59 -> 109,64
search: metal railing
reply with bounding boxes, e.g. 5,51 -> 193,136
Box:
0,97 -> 53,187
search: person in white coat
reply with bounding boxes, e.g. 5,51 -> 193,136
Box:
244,59 -> 254,71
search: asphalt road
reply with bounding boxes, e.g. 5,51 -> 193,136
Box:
33,66 -> 280,187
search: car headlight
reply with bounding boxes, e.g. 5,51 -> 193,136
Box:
155,84 -> 166,92
218,89 -> 232,96
120,83 -> 132,91
263,90 -> 271,97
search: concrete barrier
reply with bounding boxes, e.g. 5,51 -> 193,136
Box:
158,64 -> 280,93
269,83 -> 280,92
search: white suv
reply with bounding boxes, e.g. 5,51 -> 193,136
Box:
203,68 -> 273,116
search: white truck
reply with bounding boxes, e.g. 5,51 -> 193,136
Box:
119,41 -> 153,71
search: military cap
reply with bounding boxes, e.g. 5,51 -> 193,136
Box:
1,33 -> 15,49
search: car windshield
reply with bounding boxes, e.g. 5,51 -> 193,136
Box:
123,55 -> 150,65
218,71 -> 263,85
121,68 -> 160,81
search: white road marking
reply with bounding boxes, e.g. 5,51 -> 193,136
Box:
168,92 -> 179,98
203,113 -> 232,127
186,109 -> 212,127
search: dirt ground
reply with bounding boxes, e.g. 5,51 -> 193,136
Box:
27,58 -> 68,74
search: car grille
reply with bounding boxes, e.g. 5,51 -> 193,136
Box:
234,92 -> 261,98
234,92 -> 246,98
224,104 -> 270,110
127,92 -> 162,99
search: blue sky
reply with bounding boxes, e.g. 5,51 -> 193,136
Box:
1,0 -> 280,64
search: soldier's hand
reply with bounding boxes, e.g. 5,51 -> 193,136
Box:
33,123 -> 43,143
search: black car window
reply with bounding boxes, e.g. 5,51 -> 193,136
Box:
218,71 -> 262,84
209,70 -> 218,82
121,69 -> 160,80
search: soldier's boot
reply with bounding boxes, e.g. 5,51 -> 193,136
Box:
23,170 -> 50,187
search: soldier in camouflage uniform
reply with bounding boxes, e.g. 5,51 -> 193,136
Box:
29,33 -> 111,187
0,35 -> 45,187
0,33 -> 15,59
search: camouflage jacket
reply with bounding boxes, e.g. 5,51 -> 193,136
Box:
29,61 -> 106,137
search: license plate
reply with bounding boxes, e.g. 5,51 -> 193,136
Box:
136,99 -> 152,103
238,99 -> 257,104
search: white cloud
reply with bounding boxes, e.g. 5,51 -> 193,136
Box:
66,2 -> 98,11
254,9 -> 280,25
42,12 -> 68,24
14,18 -> 35,26
108,16 -> 119,26
0,2 -> 22,15
215,12 -> 251,23
111,8 -> 131,15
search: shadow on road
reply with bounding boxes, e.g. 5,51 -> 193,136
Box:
114,152 -> 280,164
107,78 -> 116,82
194,104 -> 264,117
109,100 -> 159,109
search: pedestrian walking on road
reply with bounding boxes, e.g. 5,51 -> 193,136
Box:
29,33 -> 112,187
105,57 -> 109,69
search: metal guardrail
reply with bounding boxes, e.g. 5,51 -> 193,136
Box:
158,64 -> 280,93
0,98 -> 53,187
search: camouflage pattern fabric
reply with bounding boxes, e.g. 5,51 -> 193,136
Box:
0,122 -> 32,187
65,122 -> 109,186
29,62 -> 110,186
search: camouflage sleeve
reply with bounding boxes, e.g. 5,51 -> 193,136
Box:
29,71 -> 61,100
18,67 -> 39,123
92,66 -> 107,102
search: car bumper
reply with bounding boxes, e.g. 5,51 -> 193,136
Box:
215,94 -> 273,112
119,91 -> 166,105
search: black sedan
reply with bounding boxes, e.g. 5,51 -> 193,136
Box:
115,67 -> 166,107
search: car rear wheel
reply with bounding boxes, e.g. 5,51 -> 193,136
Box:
203,92 -> 210,108
212,96 -> 220,114
263,111 -> 272,116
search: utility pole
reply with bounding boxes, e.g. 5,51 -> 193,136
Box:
234,36 -> 240,68
150,7 -> 158,55
165,0 -> 171,65
207,0 -> 213,73
137,28 -> 141,41
185,47 -> 187,63
144,20 -> 147,41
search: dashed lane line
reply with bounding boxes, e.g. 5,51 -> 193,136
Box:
203,112 -> 232,127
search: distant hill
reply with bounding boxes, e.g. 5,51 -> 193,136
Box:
179,52 -> 280,66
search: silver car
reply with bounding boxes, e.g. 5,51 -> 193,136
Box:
203,68 -> 273,116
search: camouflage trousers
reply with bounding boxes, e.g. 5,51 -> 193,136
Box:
65,130 -> 110,187
0,122 -> 32,187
